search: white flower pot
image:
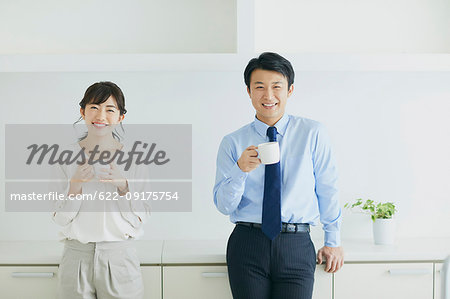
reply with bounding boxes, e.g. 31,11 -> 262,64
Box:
372,218 -> 396,245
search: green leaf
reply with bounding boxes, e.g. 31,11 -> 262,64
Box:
346,198 -> 397,221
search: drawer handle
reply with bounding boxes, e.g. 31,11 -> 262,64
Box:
201,272 -> 228,278
11,272 -> 54,278
388,269 -> 431,276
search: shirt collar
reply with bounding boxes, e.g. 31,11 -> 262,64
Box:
253,114 -> 290,138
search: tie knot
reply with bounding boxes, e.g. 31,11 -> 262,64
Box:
267,126 -> 277,142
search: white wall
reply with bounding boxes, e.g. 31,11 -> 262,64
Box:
1,69 -> 449,243
0,0 -> 449,244
255,0 -> 450,53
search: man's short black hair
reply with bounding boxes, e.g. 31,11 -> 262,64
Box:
244,52 -> 295,89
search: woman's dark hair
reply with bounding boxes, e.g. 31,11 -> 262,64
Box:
74,81 -> 127,141
244,52 -> 295,90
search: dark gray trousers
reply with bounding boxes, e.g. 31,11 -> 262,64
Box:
226,224 -> 316,299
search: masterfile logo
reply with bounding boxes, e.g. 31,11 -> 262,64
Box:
4,124 -> 192,212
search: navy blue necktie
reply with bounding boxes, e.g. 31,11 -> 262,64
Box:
261,126 -> 282,240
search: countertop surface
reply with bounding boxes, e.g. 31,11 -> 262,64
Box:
162,238 -> 450,264
0,238 -> 448,265
0,240 -> 163,265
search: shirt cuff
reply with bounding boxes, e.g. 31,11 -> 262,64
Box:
324,230 -> 341,247
117,198 -> 143,228
228,163 -> 249,186
52,199 -> 82,226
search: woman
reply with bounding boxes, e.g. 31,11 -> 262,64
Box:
51,81 -> 150,299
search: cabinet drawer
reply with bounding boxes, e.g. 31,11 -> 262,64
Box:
314,264 -> 333,299
0,266 -> 58,299
163,266 -> 232,299
163,265 -> 332,299
141,266 -> 162,299
335,263 -> 433,299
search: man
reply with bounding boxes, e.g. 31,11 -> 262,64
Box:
213,52 -> 344,299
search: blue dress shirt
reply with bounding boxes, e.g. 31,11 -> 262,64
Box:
213,114 -> 342,247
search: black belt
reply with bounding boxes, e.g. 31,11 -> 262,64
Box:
236,222 -> 310,233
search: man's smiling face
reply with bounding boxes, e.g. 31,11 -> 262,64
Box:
247,69 -> 293,126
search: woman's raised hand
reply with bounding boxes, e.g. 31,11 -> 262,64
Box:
71,161 -> 95,184
98,161 -> 128,193
66,161 -> 94,196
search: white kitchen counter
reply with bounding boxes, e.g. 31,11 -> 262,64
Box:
162,238 -> 450,264
0,238 -> 448,265
0,240 -> 163,265
338,237 -> 450,262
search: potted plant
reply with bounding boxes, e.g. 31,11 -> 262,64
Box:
344,198 -> 397,245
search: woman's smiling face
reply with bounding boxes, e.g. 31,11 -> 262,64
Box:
80,96 -> 124,138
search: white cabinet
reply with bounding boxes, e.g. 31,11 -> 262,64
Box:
335,263 -> 433,299
435,263 -> 443,299
0,266 -> 58,299
313,265 -> 333,299
163,266 -> 232,299
142,266 -> 162,299
0,265 -> 162,299
0,262 -> 441,299
163,265 -> 332,299
0,0 -> 237,55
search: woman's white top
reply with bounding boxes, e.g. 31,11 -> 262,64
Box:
50,142 -> 151,244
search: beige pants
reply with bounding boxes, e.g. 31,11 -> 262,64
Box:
57,239 -> 144,299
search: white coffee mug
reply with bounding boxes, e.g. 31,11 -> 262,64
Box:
257,142 -> 280,165
93,163 -> 110,179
